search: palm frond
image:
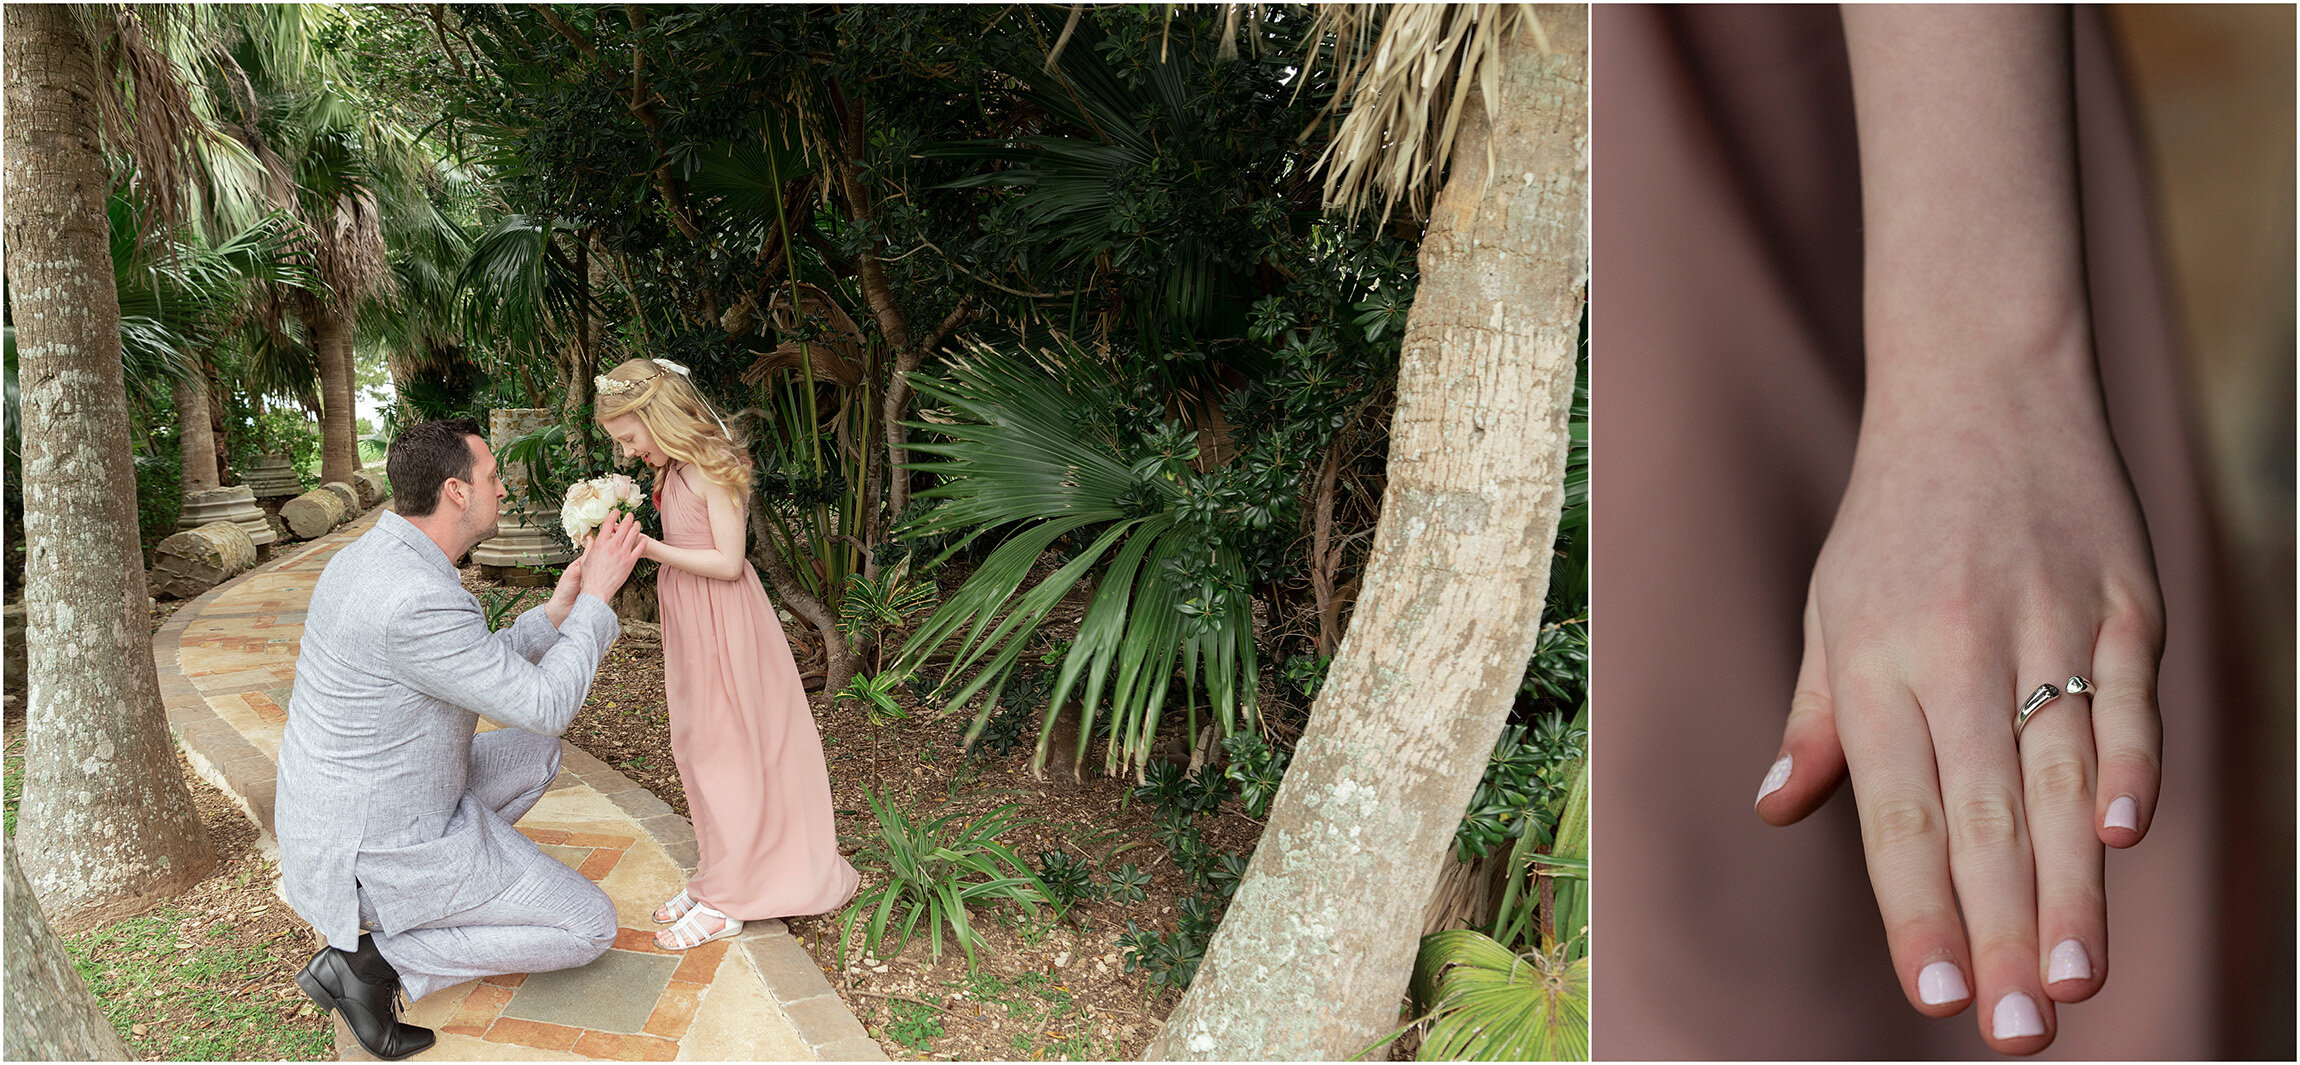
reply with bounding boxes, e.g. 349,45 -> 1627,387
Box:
1308,4 -> 1546,223
891,341 -> 1259,777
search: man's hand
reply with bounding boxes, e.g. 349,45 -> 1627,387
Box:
577,512 -> 645,605
544,558 -> 585,628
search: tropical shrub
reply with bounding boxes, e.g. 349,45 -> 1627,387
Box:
837,790 -> 1052,974
893,344 -> 1264,778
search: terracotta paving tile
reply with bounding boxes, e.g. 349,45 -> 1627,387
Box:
483,1018 -> 582,1051
613,927 -> 668,954
481,973 -> 528,988
641,981 -> 707,1039
245,691 -> 288,724
669,940 -> 729,985
443,983 -> 517,1036
576,848 -> 625,881
523,828 -> 572,845
563,832 -> 637,848
570,1030 -> 680,1061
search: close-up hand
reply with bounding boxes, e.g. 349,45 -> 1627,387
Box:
1755,374 -> 2166,1054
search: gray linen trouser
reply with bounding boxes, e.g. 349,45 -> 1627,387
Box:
359,729 -> 618,1002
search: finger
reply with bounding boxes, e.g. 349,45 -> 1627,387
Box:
2017,645 -> 2106,1005
1759,598 -> 1849,825
1924,663 -> 2052,1053
2091,606 -> 2163,848
1831,664 -> 1973,1019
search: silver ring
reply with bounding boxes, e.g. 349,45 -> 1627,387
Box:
2016,676 -> 2093,736
2016,683 -> 2061,735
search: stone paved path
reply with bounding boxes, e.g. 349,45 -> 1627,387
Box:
154,507 -> 885,1062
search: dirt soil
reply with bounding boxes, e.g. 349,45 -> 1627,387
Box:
459,563 -> 1280,1061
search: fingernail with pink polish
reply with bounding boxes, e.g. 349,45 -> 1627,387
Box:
1993,991 -> 2045,1039
1917,961 -> 1968,1005
1755,754 -> 1793,806
2105,795 -> 2140,831
2048,939 -> 2091,983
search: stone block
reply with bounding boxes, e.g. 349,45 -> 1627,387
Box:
152,521 -> 259,599
280,488 -> 348,539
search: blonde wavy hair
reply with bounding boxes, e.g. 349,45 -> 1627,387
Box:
593,358 -> 753,497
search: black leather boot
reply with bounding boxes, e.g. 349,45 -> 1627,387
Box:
295,937 -> 437,1061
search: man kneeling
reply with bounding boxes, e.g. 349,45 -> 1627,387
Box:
275,419 -> 644,1059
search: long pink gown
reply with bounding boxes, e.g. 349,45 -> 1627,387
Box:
655,462 -> 859,920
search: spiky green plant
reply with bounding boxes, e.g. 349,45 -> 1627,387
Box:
892,341 -> 1260,779
836,791 -> 1051,974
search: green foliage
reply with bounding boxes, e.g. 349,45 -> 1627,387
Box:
133,447 -> 184,546
479,587 -> 542,632
1101,861 -> 1151,906
1487,720 -> 1589,960
895,344 -> 1264,778
883,999 -> 945,1052
1219,732 -> 1290,819
4,733 -> 23,837
227,407 -> 322,488
1387,931 -> 1589,1062
838,790 -> 1052,974
1033,850 -> 1099,909
1281,652 -> 1332,702
834,670 -> 911,726
839,559 -> 940,675
1454,715 -> 1587,864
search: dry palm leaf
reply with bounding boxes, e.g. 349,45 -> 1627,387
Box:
1307,4 -> 1547,224
742,282 -> 870,389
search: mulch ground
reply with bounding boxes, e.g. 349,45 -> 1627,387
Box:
458,561 -> 1285,1061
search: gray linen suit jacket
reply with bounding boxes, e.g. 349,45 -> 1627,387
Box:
275,511 -> 618,949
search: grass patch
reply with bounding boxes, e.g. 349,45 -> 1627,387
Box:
884,998 -> 946,1052
69,911 -> 333,1061
4,732 -> 23,836
943,970 -> 1118,1060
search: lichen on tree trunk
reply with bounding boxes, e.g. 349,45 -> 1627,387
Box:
4,1 -> 218,932
1146,8 -> 1587,1059
3,837 -> 134,1061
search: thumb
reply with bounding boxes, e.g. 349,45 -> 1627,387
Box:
1757,595 -> 1849,826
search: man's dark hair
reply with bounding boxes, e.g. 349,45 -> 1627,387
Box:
387,418 -> 487,518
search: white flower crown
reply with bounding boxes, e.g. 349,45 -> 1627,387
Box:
595,358 -> 731,439
595,358 -> 689,396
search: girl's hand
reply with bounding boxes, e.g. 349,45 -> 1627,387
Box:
1764,8 -> 2167,1053
1759,368 -> 2165,1054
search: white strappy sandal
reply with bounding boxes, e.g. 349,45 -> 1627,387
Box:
652,889 -> 696,925
655,901 -> 742,951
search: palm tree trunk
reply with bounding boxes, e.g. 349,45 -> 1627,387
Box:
3,1 -> 217,930
175,363 -> 220,493
316,302 -> 358,483
1146,10 -> 1586,1058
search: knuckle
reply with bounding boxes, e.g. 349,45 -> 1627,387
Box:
2024,756 -> 2093,808
1949,791 -> 2022,849
2101,744 -> 2161,786
2040,882 -> 2106,921
1864,794 -> 1943,848
1973,929 -> 2036,965
1882,905 -> 1960,948
1788,685 -> 1832,724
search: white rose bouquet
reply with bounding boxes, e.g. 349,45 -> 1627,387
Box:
561,472 -> 644,544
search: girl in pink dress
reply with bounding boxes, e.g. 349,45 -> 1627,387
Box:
592,357 -> 860,950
